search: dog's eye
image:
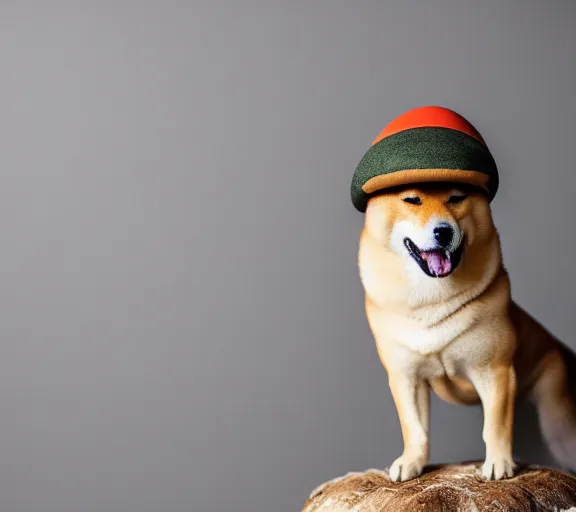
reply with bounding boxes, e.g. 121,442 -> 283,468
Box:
448,194 -> 468,204
403,197 -> 422,205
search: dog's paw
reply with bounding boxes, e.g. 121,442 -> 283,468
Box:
389,455 -> 425,482
481,455 -> 516,480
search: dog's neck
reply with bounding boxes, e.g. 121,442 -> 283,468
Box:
358,227 -> 505,321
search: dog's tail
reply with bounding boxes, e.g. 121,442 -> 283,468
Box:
531,343 -> 576,473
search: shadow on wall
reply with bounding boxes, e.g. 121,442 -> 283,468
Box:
514,341 -> 576,469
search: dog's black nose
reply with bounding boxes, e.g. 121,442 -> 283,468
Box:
434,225 -> 454,247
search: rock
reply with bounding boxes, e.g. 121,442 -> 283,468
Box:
302,462 -> 576,511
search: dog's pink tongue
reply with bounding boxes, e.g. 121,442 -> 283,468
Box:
422,250 -> 452,276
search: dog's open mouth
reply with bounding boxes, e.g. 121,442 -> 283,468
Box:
403,238 -> 464,278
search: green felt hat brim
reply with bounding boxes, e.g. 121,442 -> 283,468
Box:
351,127 -> 499,212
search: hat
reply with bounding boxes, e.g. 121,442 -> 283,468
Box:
350,106 -> 499,212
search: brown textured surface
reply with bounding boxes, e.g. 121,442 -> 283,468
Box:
302,462 -> 576,512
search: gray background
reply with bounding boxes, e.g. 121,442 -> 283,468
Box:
0,1 -> 574,511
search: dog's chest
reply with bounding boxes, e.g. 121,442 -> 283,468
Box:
381,310 -> 475,356
380,334 -> 464,381
370,305 -> 478,378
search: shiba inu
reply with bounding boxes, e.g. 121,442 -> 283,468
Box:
351,106 -> 576,481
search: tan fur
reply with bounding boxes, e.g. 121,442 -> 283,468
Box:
358,183 -> 575,481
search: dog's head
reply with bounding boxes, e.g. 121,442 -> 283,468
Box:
363,183 -> 496,279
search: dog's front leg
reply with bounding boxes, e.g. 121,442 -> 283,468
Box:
388,372 -> 430,482
468,364 -> 517,479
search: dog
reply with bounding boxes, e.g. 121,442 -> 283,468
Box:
357,181 -> 576,481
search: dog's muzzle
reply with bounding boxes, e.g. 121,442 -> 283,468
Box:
403,236 -> 464,278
